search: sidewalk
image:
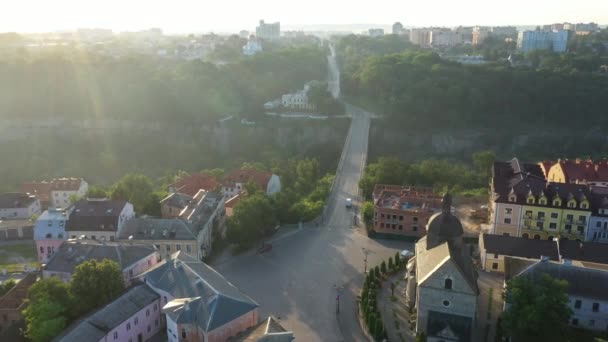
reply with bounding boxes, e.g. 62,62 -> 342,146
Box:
377,270 -> 416,342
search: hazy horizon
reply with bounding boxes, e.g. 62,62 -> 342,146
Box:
2,0 -> 607,34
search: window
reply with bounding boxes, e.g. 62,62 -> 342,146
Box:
398,225 -> 403,230
39,246 -> 44,254
392,215 -> 397,219
593,302 -> 599,312
114,331 -> 118,340
442,300 -> 450,307
581,202 -> 588,209
46,233 -> 52,239
48,221 -> 52,227
154,303 -> 158,311
505,208 -> 513,215
155,319 -> 159,327
91,235 -> 96,240
568,201 -> 576,208
549,223 -> 557,229
598,222 -> 603,228
504,218 -> 511,224
525,210 -> 533,218
380,223 -> 384,228
47,246 -> 52,253
146,309 -> 150,317
412,226 -> 417,231
399,215 -> 403,221
380,214 -> 385,218
444,278 -> 452,290
572,318 -> 579,326
536,222 -> 544,229
58,233 -> 63,239
565,224 -> 572,231
186,245 -> 192,254
176,244 -> 181,251
182,329 -> 187,339
392,224 -> 396,229
492,263 -> 498,270
574,299 -> 581,309
110,236 -> 115,241
579,216 -> 586,223
126,322 -> 131,331
134,317 -> 138,325
166,245 -> 171,252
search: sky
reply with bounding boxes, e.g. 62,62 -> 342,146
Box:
2,0 -> 607,33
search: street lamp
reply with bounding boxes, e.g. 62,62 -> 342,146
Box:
362,247 -> 373,273
334,284 -> 344,314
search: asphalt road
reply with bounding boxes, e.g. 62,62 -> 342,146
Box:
213,48 -> 413,341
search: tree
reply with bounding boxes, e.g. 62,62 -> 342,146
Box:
361,201 -> 374,228
501,273 -> 572,342
416,331 -> 427,342
109,173 -> 154,214
473,150 -> 496,178
86,185 -> 108,198
71,259 -> 124,315
380,260 -> 387,274
388,256 -> 394,271
394,252 -> 401,268
23,277 -> 73,342
227,194 -> 276,248
374,265 -> 380,278
0,279 -> 16,296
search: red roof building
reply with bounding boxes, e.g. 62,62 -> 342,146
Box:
547,159 -> 608,185
169,173 -> 219,197
221,168 -> 280,199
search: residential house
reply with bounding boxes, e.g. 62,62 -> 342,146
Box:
179,191 -> 226,258
222,169 -> 280,199
168,173 -> 219,197
547,159 -> 608,186
256,20 -> 280,40
66,198 -> 135,241
589,190 -> 608,242
161,192 -> 193,219
371,185 -> 442,239
0,193 -> 40,220
506,259 -> 608,332
43,239 -> 159,283
118,218 -> 200,260
34,208 -> 72,262
21,178 -> 88,209
479,233 -> 608,273
405,194 -> 478,342
0,219 -> 34,241
140,252 -> 259,342
55,284 -> 163,342
0,273 -> 37,334
230,316 -> 294,341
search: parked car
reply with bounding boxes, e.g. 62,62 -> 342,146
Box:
400,249 -> 414,260
257,242 -> 272,254
345,198 -> 353,208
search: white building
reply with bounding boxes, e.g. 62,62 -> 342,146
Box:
50,178 -> 88,209
0,193 -> 40,220
430,30 -> 463,46
65,198 -> 135,241
256,20 -> 280,40
221,168 -> 281,200
410,28 -> 432,46
242,38 -> 262,56
517,30 -> 570,53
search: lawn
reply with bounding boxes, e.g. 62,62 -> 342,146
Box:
0,242 -> 39,273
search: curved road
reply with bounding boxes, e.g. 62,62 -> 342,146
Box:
213,45 -> 411,341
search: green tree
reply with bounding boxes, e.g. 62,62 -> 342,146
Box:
380,260 -> 387,274
71,259 -> 125,315
394,252 -> 401,268
86,185 -> 108,198
374,265 -> 380,278
502,273 -> 572,342
201,168 -> 224,178
388,256 -> 394,271
23,277 -> 73,342
473,150 -> 496,178
361,201 -> 374,228
109,173 -> 154,214
227,194 -> 277,248
0,279 -> 16,296
416,331 -> 427,342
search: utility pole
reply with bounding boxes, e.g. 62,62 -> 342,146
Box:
362,247 -> 373,273
334,284 -> 344,314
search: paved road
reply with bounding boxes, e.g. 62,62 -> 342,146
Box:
213,45 -> 412,341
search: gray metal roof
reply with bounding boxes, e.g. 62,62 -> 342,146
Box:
55,284 -> 159,342
45,240 -> 157,274
118,218 -> 197,241
141,251 -> 258,332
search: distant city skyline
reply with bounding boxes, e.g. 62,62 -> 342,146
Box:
1,0 -> 607,34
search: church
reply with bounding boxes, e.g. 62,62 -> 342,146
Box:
405,193 -> 479,342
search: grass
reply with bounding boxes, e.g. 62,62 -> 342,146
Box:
0,242 -> 38,273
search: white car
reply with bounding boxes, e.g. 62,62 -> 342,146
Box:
345,198 -> 353,208
400,249 -> 414,260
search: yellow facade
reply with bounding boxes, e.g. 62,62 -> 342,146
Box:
560,207 -> 590,241
520,205 -> 562,240
483,253 -> 505,273
547,163 -> 567,183
519,195 -> 590,241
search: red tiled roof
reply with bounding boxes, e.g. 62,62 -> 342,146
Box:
558,159 -> 608,183
170,173 -> 219,197
21,181 -> 51,203
538,161 -> 555,178
222,169 -> 272,191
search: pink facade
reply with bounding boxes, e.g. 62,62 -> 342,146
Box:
206,309 -> 259,342
105,298 -> 162,342
36,239 -> 65,263
124,253 -> 160,285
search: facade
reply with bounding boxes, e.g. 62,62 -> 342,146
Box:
546,159 -> 608,185
256,20 -> 280,40
0,193 -> 40,220
491,26 -> 518,37
118,218 -> 200,260
0,219 -> 34,241
409,28 -> 431,46
242,38 -> 262,56
222,168 -> 281,199
139,252 -> 259,342
588,194 -> 608,242
371,185 -> 442,239
43,239 -> 159,283
65,198 -> 135,241
507,260 -> 608,332
472,27 -> 491,45
392,22 -> 404,35
430,29 -> 462,46
55,284 -> 162,342
517,30 -> 570,53
21,178 -> 88,209
34,208 -> 72,262
405,194 -> 478,342
0,273 -> 37,334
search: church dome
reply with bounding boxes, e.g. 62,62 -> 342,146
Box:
426,193 -> 464,250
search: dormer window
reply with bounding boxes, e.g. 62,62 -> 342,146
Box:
580,201 -> 589,209
539,197 -> 547,205
568,200 -> 576,208
508,195 -> 516,202
526,196 -> 535,204
553,199 -> 561,207
444,278 -> 452,290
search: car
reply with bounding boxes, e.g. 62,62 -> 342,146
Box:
345,198 -> 353,208
400,249 -> 414,260
257,243 -> 272,254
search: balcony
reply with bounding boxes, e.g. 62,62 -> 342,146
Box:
536,216 -> 546,221
576,219 -> 587,225
564,217 -> 574,224
524,213 -> 533,219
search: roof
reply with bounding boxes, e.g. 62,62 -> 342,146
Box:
0,193 -> 38,209
481,234 -> 560,261
178,191 -> 223,229
503,256 -> 538,281
492,158 -> 546,204
553,159 -> 608,183
416,237 -> 479,294
170,173 -> 219,197
141,251 -> 258,332
426,194 -> 463,249
559,239 -> 608,265
21,178 -> 85,203
231,316 -> 294,342
160,192 -> 193,210
0,219 -> 33,229
49,178 -> 85,191
44,240 -> 157,274
373,185 -> 442,213
0,273 -> 37,311
513,260 -> 608,301
55,285 -> 159,342
225,192 -> 245,209
65,199 -> 127,232
118,218 -> 196,241
222,169 -> 272,191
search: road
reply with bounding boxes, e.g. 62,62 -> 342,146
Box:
213,45 -> 412,341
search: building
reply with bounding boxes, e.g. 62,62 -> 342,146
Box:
392,22 -> 404,35
34,208 -> 72,262
538,161 -> 556,179
239,30 -> 250,39
472,27 -> 491,45
371,185 -> 442,239
176,191 -> 226,259
479,233 -> 608,273
161,192 -> 194,219
430,30 -> 463,46
0,219 -> 33,241
21,178 -> 88,209
588,191 -> 608,242
409,28 -> 432,46
491,26 -> 518,37
575,22 -> 599,33
0,273 -> 37,334
224,193 -> 244,218
43,239 -> 159,283
168,173 -> 219,197
546,159 -> 608,185
0,193 -> 40,220
222,169 -> 281,199
368,28 -> 384,37
55,284 -> 163,342
242,38 -> 262,56
506,259 -> 608,332
119,218 -> 200,260
405,194 -> 478,341
231,316 -> 294,341
139,252 -> 259,342
517,29 -> 570,53
256,20 -> 280,40
65,198 -> 135,241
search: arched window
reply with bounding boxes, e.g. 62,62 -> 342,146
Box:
444,278 -> 452,290
522,233 -> 529,239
